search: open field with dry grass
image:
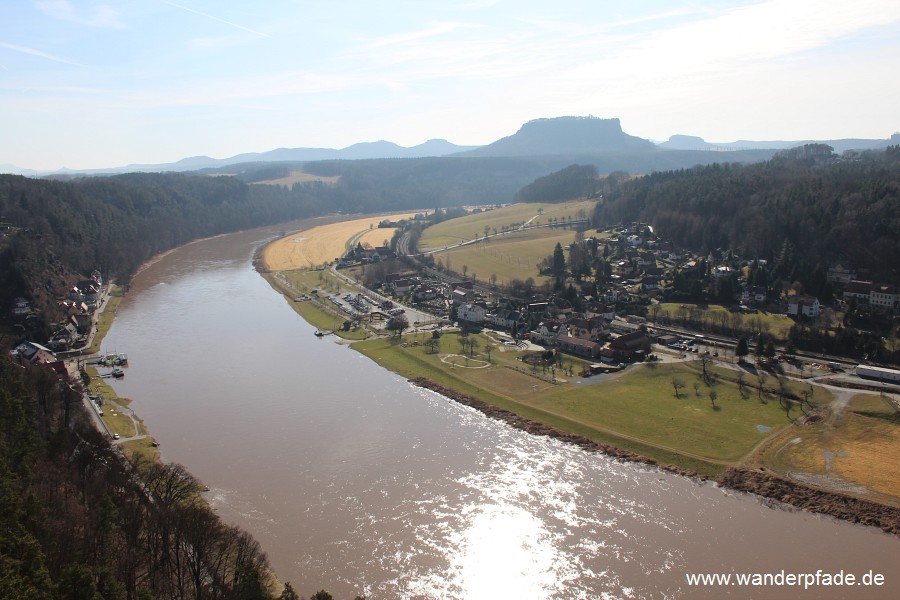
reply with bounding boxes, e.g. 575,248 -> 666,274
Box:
252,170 -> 340,187
433,227 -> 577,286
262,212 -> 419,270
356,227 -> 396,249
763,393 -> 900,502
658,302 -> 795,339
418,200 -> 596,250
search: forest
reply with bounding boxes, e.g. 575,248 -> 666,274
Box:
514,164 -> 601,203
0,172 -> 336,334
593,145 -> 900,286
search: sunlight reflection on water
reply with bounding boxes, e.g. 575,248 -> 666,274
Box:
111,224 -> 900,600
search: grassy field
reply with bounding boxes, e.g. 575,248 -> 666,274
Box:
418,200 -> 596,250
764,394 -> 900,501
263,271 -> 371,340
86,366 -> 160,461
262,212 -> 419,270
433,227 -> 577,286
351,332 -> 828,476
86,284 -> 125,354
251,170 -> 340,187
657,302 -> 795,339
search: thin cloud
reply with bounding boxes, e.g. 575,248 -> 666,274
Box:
365,22 -> 473,49
554,0 -> 900,93
35,0 -> 125,29
0,41 -> 82,66
161,1 -> 270,38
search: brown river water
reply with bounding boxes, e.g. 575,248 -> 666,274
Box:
106,223 -> 900,599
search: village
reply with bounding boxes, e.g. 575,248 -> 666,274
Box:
312,212 -> 900,386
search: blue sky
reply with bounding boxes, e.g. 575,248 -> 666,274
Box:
2,0 -> 899,170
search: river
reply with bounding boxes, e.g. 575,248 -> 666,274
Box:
106,223 -> 900,599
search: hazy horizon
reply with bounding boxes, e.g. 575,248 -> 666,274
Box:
2,0 -> 899,171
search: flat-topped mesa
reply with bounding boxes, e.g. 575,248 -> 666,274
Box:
463,115 -> 656,156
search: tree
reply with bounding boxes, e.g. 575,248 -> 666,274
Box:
671,377 -> 685,399
309,591 -> 334,600
385,314 -> 409,337
735,336 -> 749,362
279,583 -> 300,600
708,390 -> 719,410
551,242 -> 566,289
485,343 -> 496,362
700,354 -> 714,384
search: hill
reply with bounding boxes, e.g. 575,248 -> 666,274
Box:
594,145 -> 900,286
461,116 -> 656,157
659,132 -> 900,154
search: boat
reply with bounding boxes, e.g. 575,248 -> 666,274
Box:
111,368 -> 125,378
314,330 -> 325,337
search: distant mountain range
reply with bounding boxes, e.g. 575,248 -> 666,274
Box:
658,133 -> 900,154
3,116 -> 898,176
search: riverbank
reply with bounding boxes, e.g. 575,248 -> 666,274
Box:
407,376 -> 707,480
407,375 -> 900,536
254,226 -> 900,538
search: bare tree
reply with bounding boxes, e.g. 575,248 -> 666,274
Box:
485,343 -> 496,363
757,372 -> 768,403
737,372 -> 750,399
672,377 -> 685,399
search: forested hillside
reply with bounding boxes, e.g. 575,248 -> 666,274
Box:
514,164 -> 601,203
0,359 -> 290,600
594,146 -> 900,284
0,173 -> 333,333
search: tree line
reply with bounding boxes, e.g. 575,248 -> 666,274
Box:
593,146 -> 900,287
0,172 -> 333,333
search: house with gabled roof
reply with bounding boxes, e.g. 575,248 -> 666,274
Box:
531,320 -> 562,345
787,295 -> 820,318
489,308 -> 526,332
457,302 -> 487,325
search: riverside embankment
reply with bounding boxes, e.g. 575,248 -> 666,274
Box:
102,221 -> 900,599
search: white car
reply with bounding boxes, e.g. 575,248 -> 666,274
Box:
113,433 -> 120,440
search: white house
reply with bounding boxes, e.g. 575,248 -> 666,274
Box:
530,320 -> 562,345
489,308 -> 525,331
870,284 -> 900,310
392,278 -> 415,296
787,295 -> 820,318
457,302 -> 486,325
